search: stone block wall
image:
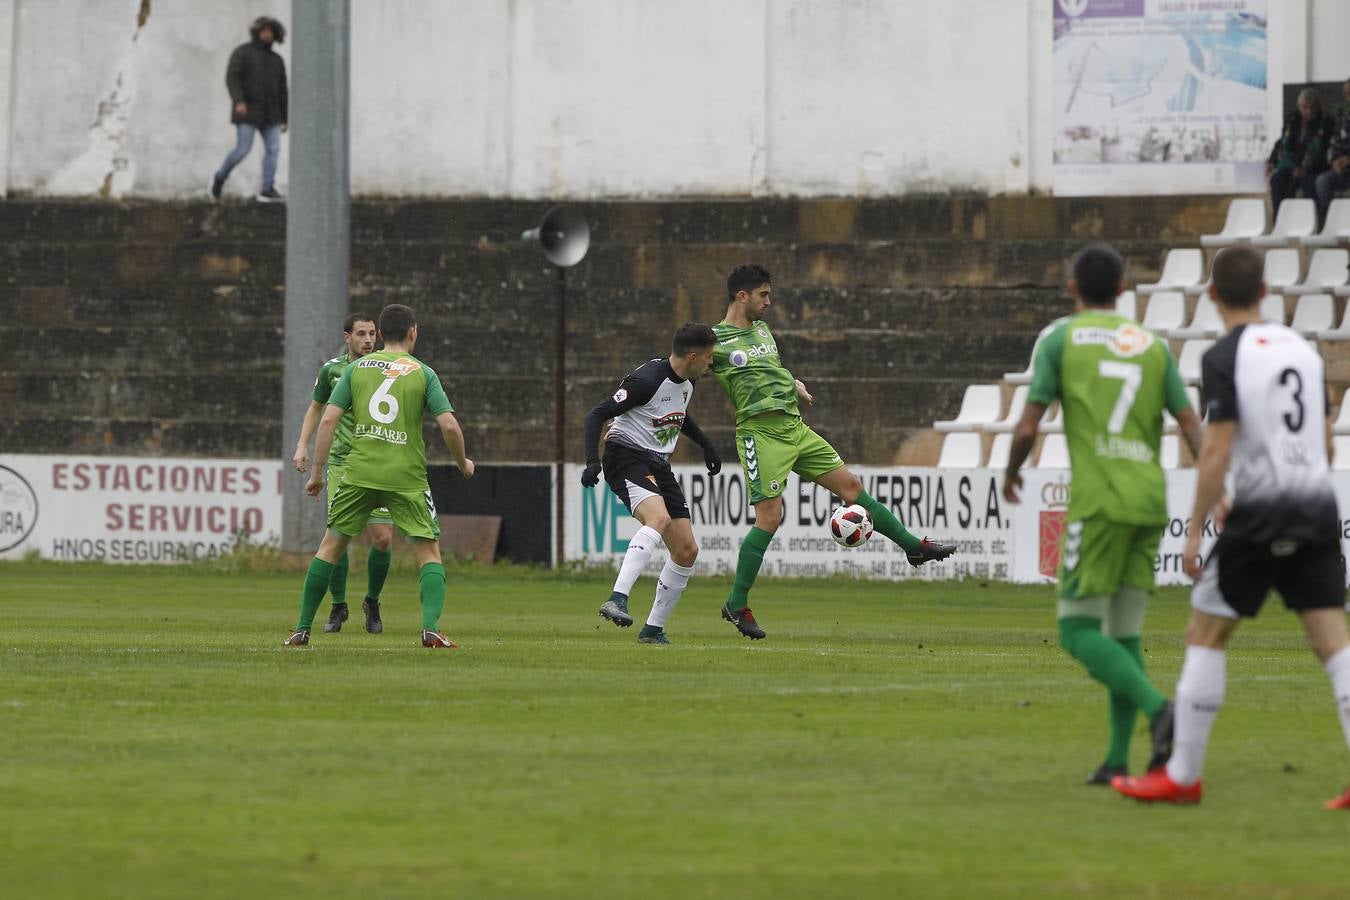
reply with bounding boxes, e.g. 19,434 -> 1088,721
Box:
0,196 -> 1230,464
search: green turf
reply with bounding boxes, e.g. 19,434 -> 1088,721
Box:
2,560 -> 1347,899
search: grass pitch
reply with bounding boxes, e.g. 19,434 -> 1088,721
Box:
2,560 -> 1347,899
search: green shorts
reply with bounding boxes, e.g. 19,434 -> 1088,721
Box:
735,413 -> 845,504
328,479 -> 439,541
327,464 -> 392,526
1057,516 -> 1161,603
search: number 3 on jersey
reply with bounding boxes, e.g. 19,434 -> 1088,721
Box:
369,377 -> 399,424
1098,360 -> 1141,434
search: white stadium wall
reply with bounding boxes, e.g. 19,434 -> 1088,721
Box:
0,0 -> 1345,199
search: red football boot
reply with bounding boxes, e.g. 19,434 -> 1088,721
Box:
1111,770 -> 1202,805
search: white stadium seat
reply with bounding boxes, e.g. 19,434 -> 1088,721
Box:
983,385 -> 1029,433
1332,397 -> 1350,435
1138,249 -> 1204,296
1262,248 -> 1303,294
1285,249 -> 1349,296
1317,301 -> 1350,340
937,432 -> 984,468
1140,291 -> 1186,336
1303,199 -> 1350,248
1171,295 -> 1224,339
1177,339 -> 1215,386
1201,198 -> 1267,248
1034,433 -> 1070,468
986,433 -> 1012,470
1290,293 -> 1335,337
1115,290 -> 1138,321
933,384 -> 1003,433
1253,199 -> 1317,247
1333,436 -> 1350,470
1160,434 -> 1181,469
1259,293 -> 1286,325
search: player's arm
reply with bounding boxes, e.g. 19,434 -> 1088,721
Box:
681,414 -> 721,475
1003,403 -> 1048,504
434,411 -> 474,479
293,400 -> 324,473
1004,324 -> 1063,504
580,370 -> 658,486
422,369 -> 473,478
793,378 -> 814,406
308,404 -> 344,497
1183,340 -> 1239,579
308,365 -> 355,496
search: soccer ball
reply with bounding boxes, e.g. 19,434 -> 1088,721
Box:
829,504 -> 873,548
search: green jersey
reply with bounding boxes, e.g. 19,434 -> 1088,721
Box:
1029,312 -> 1191,526
312,352 -> 355,465
328,350 -> 454,492
711,320 -> 800,425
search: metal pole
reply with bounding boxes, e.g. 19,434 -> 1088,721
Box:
554,265 -> 567,567
281,1 -> 350,556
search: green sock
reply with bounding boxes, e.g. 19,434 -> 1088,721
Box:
328,550 -> 349,605
1059,616 -> 1165,720
296,558 -> 337,631
419,562 -> 447,631
727,527 -> 774,612
367,547 -> 392,600
1104,636 -> 1145,768
854,490 -> 922,554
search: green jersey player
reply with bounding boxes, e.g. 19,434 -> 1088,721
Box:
1002,244 -> 1203,785
711,264 -> 956,640
285,304 -> 475,649
292,313 -> 395,635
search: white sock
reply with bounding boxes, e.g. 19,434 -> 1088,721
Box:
612,526 -> 662,597
1166,645 -> 1226,786
646,559 -> 694,628
1323,646 -> 1350,752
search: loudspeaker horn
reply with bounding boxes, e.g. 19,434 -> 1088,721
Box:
521,206 -> 590,268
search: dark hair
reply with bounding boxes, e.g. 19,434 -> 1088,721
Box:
672,322 -> 716,356
727,263 -> 772,302
1210,246 -> 1264,308
343,312 -> 374,334
378,304 -> 416,342
250,16 -> 285,44
1072,244 -> 1125,306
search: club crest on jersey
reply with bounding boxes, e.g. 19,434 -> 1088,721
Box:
1071,323 -> 1153,358
613,388 -> 628,403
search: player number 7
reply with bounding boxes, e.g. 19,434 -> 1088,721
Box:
1098,360 -> 1141,434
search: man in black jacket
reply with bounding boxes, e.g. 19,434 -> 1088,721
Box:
210,16 -> 288,203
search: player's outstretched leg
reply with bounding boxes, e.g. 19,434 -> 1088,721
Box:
601,525 -> 662,628
324,550 -> 350,633
816,465 -> 956,567
287,556 -> 337,647
364,538 -> 392,633
638,556 -> 685,646
418,560 -> 457,648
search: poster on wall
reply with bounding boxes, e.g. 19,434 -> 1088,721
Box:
0,455 -> 283,563
1052,0 -> 1268,196
564,464 -> 1013,583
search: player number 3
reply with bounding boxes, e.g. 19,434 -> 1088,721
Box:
369,377 -> 399,424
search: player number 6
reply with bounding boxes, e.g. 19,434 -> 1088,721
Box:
369,378 -> 400,424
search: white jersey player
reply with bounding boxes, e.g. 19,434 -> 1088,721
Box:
1114,246 -> 1350,809
579,324 -> 721,644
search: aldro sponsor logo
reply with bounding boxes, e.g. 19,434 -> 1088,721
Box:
729,343 -> 777,368
0,465 -> 39,552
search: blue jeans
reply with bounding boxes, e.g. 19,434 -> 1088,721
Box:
1315,167 -> 1350,224
215,123 -> 281,191
1269,168 -> 1317,215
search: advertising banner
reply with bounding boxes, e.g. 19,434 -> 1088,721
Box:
0,455 -> 283,563
565,464 -> 1013,582
1052,0 -> 1268,196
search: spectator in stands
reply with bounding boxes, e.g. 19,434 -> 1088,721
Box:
1314,78 -> 1350,227
209,16 -> 288,204
1267,88 -> 1332,215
